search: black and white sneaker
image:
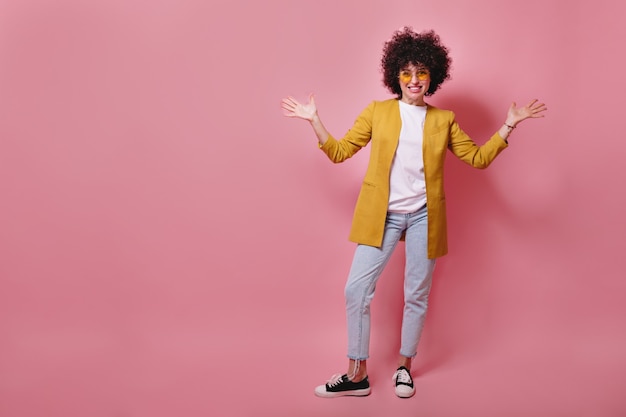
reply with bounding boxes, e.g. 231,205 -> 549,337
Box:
392,366 -> 415,398
314,374 -> 371,398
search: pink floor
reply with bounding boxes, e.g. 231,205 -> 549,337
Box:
2,320 -> 625,416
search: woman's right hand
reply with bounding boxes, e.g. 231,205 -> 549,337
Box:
281,94 -> 317,121
281,93 -> 330,145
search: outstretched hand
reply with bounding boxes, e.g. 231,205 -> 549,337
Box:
281,94 -> 317,121
507,99 -> 547,126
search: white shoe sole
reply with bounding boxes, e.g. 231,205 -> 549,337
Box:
395,386 -> 415,398
314,385 -> 371,398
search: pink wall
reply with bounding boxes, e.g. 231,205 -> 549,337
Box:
1,0 -> 625,416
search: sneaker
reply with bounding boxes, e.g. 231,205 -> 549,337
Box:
392,366 -> 415,398
314,374 -> 371,398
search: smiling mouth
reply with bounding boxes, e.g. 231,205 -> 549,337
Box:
408,86 -> 422,93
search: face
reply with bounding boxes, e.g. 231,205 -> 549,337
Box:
398,64 -> 431,105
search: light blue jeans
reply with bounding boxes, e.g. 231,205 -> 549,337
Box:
345,205 -> 435,360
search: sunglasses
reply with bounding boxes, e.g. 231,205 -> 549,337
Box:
399,69 -> 430,83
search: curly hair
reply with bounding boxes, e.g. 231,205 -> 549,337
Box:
381,27 -> 452,98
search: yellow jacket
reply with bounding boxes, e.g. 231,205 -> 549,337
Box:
320,99 -> 508,259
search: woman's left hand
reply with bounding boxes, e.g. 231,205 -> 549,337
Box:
506,99 -> 547,127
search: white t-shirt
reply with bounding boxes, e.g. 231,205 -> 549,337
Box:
388,101 -> 427,213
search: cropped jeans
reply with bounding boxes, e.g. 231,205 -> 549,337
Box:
345,205 -> 436,360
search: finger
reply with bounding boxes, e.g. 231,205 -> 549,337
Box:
531,107 -> 547,117
283,97 -> 299,106
526,99 -> 539,108
532,103 -> 547,112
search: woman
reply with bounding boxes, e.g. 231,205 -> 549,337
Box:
281,27 -> 546,399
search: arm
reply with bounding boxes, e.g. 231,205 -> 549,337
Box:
281,94 -> 373,163
449,99 -> 548,168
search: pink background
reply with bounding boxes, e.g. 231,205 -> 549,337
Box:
1,0 -> 625,416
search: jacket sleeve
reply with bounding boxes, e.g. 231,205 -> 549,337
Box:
319,101 -> 375,163
447,113 -> 508,169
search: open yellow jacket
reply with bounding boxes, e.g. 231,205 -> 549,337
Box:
320,99 -> 508,259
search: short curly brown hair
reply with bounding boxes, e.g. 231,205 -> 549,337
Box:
381,27 -> 452,98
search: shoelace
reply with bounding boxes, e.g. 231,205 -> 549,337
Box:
326,374 -> 345,387
395,369 -> 412,384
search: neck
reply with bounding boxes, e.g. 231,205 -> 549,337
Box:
400,97 -> 426,106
